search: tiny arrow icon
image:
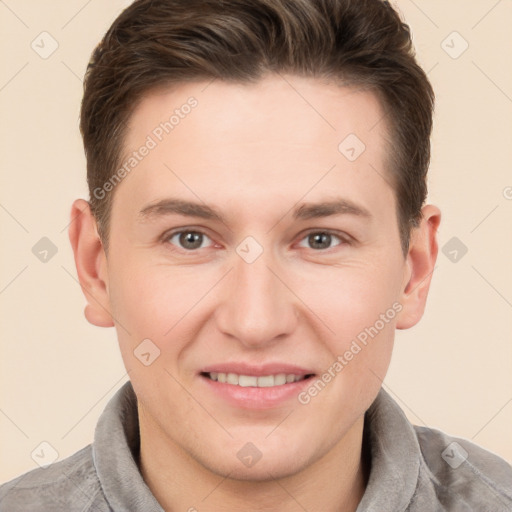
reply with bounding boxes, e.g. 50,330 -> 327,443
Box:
442,237 -> 467,263
236,236 -> 263,263
445,39 -> 455,48
345,147 -> 355,157
31,441 -> 59,468
442,441 -> 468,468
243,455 -> 253,465
36,39 -> 45,48
134,339 -> 160,366
32,237 -> 58,262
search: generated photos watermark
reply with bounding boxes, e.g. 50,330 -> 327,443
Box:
93,96 -> 198,201
298,301 -> 402,405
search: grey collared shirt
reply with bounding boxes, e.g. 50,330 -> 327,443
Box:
1,381 -> 511,511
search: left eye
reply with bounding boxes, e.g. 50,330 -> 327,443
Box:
297,231 -> 344,251
166,230 -> 214,251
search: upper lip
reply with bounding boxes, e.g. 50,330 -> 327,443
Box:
200,362 -> 315,377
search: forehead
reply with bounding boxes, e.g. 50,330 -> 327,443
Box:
125,75 -> 387,153
114,75 -> 394,226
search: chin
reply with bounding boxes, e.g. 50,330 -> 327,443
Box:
194,443 -> 311,483
216,459 -> 305,482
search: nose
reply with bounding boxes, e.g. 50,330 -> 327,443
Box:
214,245 -> 299,349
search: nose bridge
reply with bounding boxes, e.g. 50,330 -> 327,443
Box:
215,239 -> 297,347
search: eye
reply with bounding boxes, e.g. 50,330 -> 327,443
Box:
297,231 -> 346,251
165,230 -> 214,251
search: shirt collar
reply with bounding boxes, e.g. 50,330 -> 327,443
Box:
92,381 -> 163,511
93,381 -> 420,512
356,387 -> 421,511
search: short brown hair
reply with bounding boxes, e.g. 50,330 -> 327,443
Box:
80,0 -> 434,255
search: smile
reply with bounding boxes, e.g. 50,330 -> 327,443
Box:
203,372 -> 314,387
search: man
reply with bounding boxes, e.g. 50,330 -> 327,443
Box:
1,0 -> 511,510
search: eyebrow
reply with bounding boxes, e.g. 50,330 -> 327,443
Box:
138,197 -> 372,223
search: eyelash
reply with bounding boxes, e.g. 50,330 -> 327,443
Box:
161,228 -> 352,253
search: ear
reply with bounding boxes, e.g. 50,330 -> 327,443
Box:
68,199 -> 114,327
396,204 -> 441,330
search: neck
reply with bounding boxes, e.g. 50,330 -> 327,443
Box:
138,412 -> 369,512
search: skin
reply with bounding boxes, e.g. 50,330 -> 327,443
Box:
69,74 -> 440,512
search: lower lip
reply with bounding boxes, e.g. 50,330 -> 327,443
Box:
199,374 -> 315,410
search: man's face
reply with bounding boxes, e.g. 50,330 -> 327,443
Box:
104,75 -> 409,479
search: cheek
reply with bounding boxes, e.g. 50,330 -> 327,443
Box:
296,266 -> 399,424
304,258 -> 402,341
108,264 -> 195,402
109,261 -> 197,335
295,256 -> 401,401
108,260 -> 224,375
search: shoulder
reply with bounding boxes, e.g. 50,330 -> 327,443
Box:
413,425 -> 512,510
0,444 -> 109,512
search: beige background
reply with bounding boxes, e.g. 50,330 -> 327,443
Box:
1,0 -> 511,483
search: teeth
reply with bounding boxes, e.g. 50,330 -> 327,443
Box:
239,375 -> 258,387
257,375 -> 274,387
206,372 -> 307,387
227,373 -> 238,385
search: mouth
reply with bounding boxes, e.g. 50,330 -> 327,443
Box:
198,366 -> 317,409
200,371 -> 316,388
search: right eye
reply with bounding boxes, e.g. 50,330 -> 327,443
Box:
164,230 -> 215,251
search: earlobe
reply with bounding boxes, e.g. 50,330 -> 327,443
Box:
68,199 -> 114,328
396,204 -> 441,330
